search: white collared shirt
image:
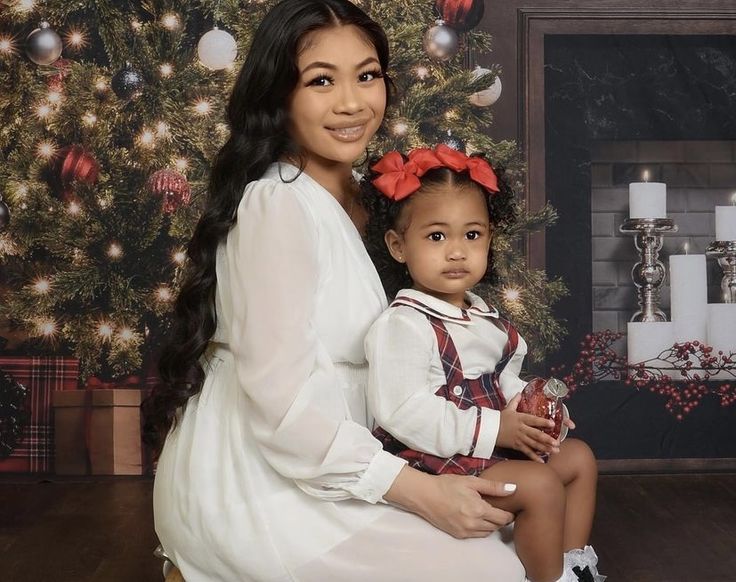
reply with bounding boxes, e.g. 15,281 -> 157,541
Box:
365,288 -> 528,461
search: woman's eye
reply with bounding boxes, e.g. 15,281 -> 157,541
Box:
466,231 -> 481,240
308,75 -> 333,87
359,69 -> 383,82
428,232 -> 445,242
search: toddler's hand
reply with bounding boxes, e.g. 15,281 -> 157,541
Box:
497,393 -> 560,463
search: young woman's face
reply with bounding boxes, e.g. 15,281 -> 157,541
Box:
288,25 -> 386,169
385,185 -> 492,308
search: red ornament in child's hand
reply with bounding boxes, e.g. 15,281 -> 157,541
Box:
517,377 -> 570,441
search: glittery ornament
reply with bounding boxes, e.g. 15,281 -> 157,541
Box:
51,145 -> 99,201
468,66 -> 502,107
111,62 -> 145,101
0,197 -> 9,230
434,0 -> 485,32
517,377 -> 569,441
147,169 -> 191,213
197,27 -> 238,70
25,22 -> 63,66
442,131 -> 465,152
423,21 -> 459,61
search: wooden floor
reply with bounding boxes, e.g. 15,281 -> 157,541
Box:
1,473 -> 735,581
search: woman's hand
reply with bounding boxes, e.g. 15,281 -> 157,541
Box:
384,465 -> 516,539
497,393 -> 560,463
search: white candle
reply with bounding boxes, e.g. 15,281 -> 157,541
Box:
707,304 -> 736,379
629,182 -> 667,218
627,322 -> 674,367
715,205 -> 736,241
670,253 -> 708,343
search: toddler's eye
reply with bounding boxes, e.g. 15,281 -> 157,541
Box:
466,231 -> 481,240
428,232 -> 445,242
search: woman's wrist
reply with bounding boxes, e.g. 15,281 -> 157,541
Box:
383,464 -> 436,516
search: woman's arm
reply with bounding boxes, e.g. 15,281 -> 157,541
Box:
226,179 -> 405,502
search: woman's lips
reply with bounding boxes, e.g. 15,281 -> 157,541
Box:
326,124 -> 367,142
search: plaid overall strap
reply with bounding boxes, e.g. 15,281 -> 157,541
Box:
489,316 -> 519,377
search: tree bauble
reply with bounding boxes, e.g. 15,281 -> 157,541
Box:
111,63 -> 145,101
25,22 -> 63,66
50,145 -> 99,201
147,169 -> 191,214
0,198 -> 9,230
197,27 -> 237,71
435,0 -> 485,32
423,21 -> 459,61
468,66 -> 502,107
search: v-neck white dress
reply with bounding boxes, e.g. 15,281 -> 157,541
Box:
152,163 -> 524,582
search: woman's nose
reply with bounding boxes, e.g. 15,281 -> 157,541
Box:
334,82 -> 364,114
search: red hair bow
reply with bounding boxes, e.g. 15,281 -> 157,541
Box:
371,149 -> 443,200
434,144 -> 499,193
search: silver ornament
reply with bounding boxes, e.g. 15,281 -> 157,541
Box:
197,27 -> 238,71
423,20 -> 459,61
0,197 -> 9,230
111,63 -> 145,101
25,22 -> 63,66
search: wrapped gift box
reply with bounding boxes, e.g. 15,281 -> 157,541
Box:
0,356 -> 79,473
53,388 -> 143,475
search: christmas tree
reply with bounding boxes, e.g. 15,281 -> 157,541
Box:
0,0 -> 565,379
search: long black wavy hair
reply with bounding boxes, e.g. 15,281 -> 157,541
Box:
362,153 -> 518,300
143,0 -> 392,454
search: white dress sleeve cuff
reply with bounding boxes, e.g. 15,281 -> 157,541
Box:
472,407 -> 501,459
347,450 -> 408,504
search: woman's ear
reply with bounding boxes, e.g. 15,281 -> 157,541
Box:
384,229 -> 405,263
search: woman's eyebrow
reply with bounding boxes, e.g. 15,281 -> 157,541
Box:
301,57 -> 380,74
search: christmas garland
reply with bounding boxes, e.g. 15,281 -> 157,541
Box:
552,330 -> 736,420
0,368 -> 30,458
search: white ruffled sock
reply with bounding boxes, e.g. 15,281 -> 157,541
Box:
563,545 -> 606,581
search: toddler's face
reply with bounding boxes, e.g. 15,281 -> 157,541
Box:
385,185 -> 492,308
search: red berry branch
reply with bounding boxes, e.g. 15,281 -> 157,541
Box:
551,330 -> 736,420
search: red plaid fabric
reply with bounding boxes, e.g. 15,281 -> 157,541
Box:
374,305 -> 519,476
0,356 -> 79,473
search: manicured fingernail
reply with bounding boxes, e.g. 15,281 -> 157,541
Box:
504,483 -> 517,492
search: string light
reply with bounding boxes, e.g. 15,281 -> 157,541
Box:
15,184 -> 28,197
161,13 -> 180,30
35,103 -> 52,120
35,318 -> 57,338
131,19 -> 142,32
391,120 -> 409,137
172,249 -> 186,264
174,157 -> 189,172
107,242 -> 123,259
36,141 -> 57,159
0,35 -> 18,55
155,121 -> 170,137
193,98 -> 212,115
155,286 -> 173,302
118,327 -> 135,342
94,78 -> 108,92
82,112 -> 97,126
159,63 -> 173,77
64,27 -> 87,50
137,128 -> 156,147
97,322 -> 114,341
98,194 -> 112,209
67,201 -> 82,215
414,65 -> 430,80
32,277 -> 51,294
47,90 -> 62,104
503,287 -> 521,304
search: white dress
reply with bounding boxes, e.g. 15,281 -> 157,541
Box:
153,162 -> 525,582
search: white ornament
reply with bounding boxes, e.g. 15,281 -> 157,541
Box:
468,66 -> 502,107
197,27 -> 237,71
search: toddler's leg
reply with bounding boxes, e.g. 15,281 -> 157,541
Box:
547,438 -> 598,550
480,460 -> 565,582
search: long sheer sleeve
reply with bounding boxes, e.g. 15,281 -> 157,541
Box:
224,180 -> 406,503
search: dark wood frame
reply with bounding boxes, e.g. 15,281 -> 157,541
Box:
515,5 -> 736,270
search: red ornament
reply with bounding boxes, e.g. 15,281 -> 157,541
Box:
147,169 -> 191,213
51,145 -> 99,201
434,0 -> 485,32
517,377 -> 569,441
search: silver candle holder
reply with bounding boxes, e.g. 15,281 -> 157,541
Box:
620,218 -> 678,322
706,241 -> 736,303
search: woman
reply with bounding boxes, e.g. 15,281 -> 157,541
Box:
144,1 -> 525,580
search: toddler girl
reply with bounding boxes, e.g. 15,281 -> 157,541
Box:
363,145 -> 605,582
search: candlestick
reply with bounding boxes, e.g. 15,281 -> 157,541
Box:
620,218 -> 678,322
629,182 -> 666,219
715,205 -> 736,241
706,241 -> 736,303
627,321 -> 674,368
670,253 -> 708,343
